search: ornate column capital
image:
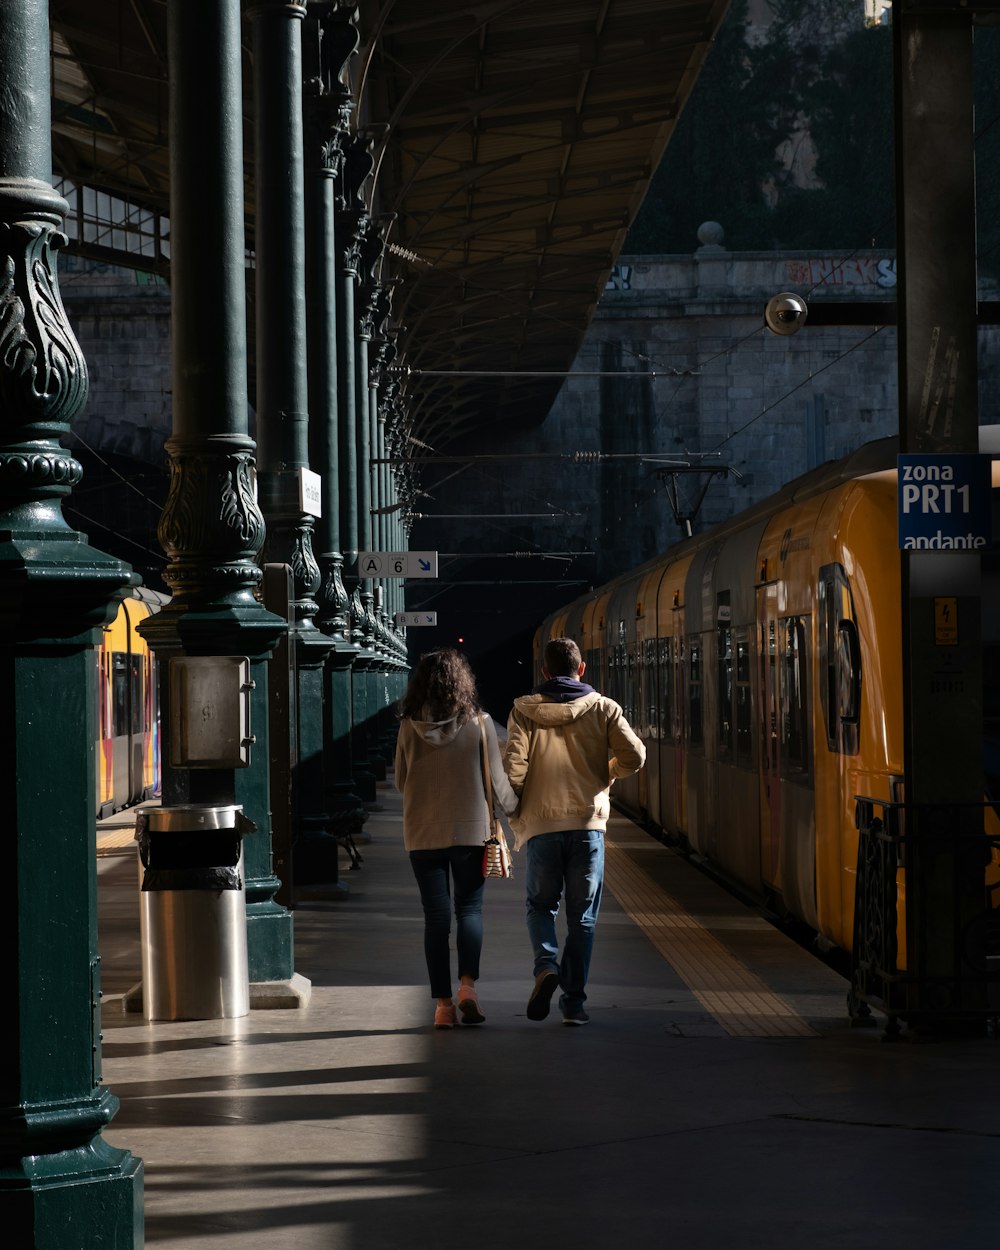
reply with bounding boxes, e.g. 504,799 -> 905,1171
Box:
0,179 -> 87,496
0,174 -> 135,634
157,434 -> 265,607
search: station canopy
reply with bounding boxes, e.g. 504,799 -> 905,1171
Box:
49,0 -> 730,449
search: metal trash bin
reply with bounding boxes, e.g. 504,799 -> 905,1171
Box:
136,804 -> 256,1022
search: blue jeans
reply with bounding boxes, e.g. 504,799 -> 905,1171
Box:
525,829 -> 605,1010
409,846 -> 485,999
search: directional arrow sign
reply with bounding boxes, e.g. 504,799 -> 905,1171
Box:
358,551 -> 438,579
395,611 -> 438,627
408,551 -> 438,578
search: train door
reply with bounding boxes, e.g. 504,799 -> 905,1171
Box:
757,581 -> 817,925
636,567 -> 667,821
683,545 -> 719,856
757,581 -> 782,896
658,558 -> 691,840
604,578 -> 642,815
121,598 -> 147,806
637,634 -> 653,815
110,648 -> 131,809
671,610 -> 687,836
96,638 -> 114,819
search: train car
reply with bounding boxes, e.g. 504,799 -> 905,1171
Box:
96,585 -> 166,818
536,432 -> 1000,958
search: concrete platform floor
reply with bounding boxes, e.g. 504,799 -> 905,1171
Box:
97,783 -> 1000,1249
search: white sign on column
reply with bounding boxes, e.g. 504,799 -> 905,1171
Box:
358,551 -> 409,577
407,551 -> 438,578
395,611 -> 438,627
358,551 -> 438,578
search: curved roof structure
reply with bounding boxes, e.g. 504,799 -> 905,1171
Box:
49,0 -> 730,448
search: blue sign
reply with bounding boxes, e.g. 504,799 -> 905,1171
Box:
897,453 -> 993,550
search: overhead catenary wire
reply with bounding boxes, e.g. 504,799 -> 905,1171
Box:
373,451 -> 726,465
407,513 -> 583,519
398,367 -> 698,378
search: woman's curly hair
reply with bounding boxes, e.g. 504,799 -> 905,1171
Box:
397,648 -> 480,723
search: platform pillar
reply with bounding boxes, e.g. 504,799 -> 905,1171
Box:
337,145 -> 378,801
303,3 -> 368,856
249,0 -> 344,890
136,0 -> 297,998
893,6 -> 986,1016
0,1 -> 143,1242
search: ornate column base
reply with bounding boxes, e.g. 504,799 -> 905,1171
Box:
4,1135 -> 143,1248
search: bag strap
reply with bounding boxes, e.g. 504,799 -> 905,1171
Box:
478,714 -> 496,841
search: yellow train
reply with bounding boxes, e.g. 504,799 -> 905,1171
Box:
97,585 -> 165,818
537,433 -> 1000,961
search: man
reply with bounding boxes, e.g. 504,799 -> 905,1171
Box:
504,636 -> 646,1025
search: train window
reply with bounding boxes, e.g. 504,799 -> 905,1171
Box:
819,564 -> 861,756
98,651 -> 110,741
735,634 -> 753,766
130,657 -> 144,736
112,652 -> 128,738
781,616 -> 810,776
146,653 -> 158,734
717,595 -> 733,756
688,636 -> 703,747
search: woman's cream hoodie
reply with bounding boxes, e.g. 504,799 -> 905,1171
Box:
394,711 -> 518,852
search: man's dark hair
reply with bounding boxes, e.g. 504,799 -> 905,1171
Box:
543,636 -> 582,677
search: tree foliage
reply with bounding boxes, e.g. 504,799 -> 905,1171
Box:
628,4 -> 1000,271
628,3 -> 894,253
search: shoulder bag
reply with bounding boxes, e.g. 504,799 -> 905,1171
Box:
478,714 -> 513,879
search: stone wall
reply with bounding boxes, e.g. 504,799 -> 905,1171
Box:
423,234 -> 1000,592
60,255 -> 173,589
62,254 -> 173,461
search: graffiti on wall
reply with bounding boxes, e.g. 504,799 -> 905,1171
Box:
786,256 -> 896,289
606,265 -> 633,290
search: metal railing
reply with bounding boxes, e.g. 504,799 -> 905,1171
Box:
851,796 -> 1000,1036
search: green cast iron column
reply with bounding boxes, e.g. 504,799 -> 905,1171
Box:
355,275 -> 387,781
303,3 -> 367,852
137,0 -> 293,989
389,393 -> 409,677
367,287 -> 397,757
249,0 -> 340,887
0,1 -> 143,1242
336,142 -> 377,803
383,389 -> 410,678
374,351 -> 405,749
383,345 -> 408,708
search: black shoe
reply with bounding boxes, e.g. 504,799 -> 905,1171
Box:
526,970 -> 559,1020
562,1005 -> 590,1026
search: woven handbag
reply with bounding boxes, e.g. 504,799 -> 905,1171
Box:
479,715 -> 513,879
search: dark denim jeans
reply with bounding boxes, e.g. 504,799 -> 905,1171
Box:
525,829 -> 605,1010
409,845 -> 485,999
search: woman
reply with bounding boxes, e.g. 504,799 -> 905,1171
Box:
394,649 -> 518,1028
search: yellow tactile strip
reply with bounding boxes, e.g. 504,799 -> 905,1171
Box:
96,827 -> 138,856
603,840 -> 818,1038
